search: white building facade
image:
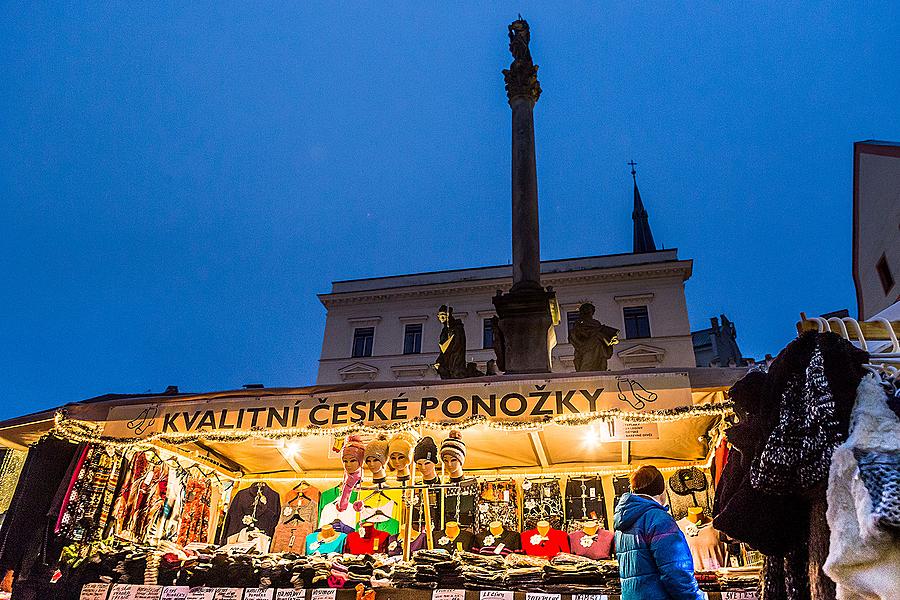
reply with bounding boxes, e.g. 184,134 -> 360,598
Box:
317,249 -> 695,383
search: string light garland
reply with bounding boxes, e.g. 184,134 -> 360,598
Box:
51,401 -> 733,447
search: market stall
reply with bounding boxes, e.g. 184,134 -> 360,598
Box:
0,367 -> 755,600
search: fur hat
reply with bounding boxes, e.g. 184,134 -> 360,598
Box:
387,431 -> 417,459
440,430 -> 466,463
364,436 -> 389,464
342,435 -> 365,464
413,436 -> 438,463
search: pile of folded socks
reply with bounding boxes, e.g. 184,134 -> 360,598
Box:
717,567 -> 760,591
456,551 -> 507,590
414,550 -> 463,588
506,567 -> 544,590
541,557 -> 619,594
694,570 -> 719,592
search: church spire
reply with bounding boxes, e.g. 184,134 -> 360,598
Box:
629,161 -> 657,253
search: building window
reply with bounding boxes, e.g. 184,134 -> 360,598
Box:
877,254 -> 895,294
566,311 -> 580,338
403,324 -> 422,354
623,306 -> 651,339
352,327 -> 374,357
483,319 -> 493,349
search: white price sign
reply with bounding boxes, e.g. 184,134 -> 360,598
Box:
310,590 -> 336,600
433,590 -> 465,600
81,583 -> 112,600
161,588 -> 190,600
527,594 -> 560,600
275,591 -> 307,600
479,592 -> 513,600
722,593 -> 758,600
212,589 -> 244,600
186,589 -> 216,600
573,595 -> 608,600
244,590 -> 274,600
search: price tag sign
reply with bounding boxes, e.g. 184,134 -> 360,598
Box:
161,588 -> 190,600
274,591 -> 307,600
723,593 -> 758,600
81,583 -> 112,600
479,592 -> 513,600
573,595 -> 607,600
433,590 -> 465,600
186,589 -> 216,600
527,594 -> 561,600
133,586 -> 163,600
212,590 -> 244,600
244,591 -> 274,600
310,590 -> 337,600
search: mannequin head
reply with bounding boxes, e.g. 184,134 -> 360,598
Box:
342,435 -> 365,473
582,519 -> 599,535
413,436 -> 439,481
440,430 -> 466,478
387,431 -> 417,478
416,459 -> 437,481
445,521 -> 460,538
364,437 -> 389,479
536,520 -> 550,536
489,520 -> 503,535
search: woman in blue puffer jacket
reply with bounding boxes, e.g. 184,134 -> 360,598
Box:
614,465 -> 703,600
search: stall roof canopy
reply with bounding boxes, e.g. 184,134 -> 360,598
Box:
0,367 -> 745,478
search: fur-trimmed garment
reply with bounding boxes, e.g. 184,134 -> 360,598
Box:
824,374 -> 900,600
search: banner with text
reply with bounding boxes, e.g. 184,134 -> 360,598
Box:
102,372 -> 691,439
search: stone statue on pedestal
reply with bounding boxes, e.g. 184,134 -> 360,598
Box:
569,303 -> 619,372
434,305 -> 467,379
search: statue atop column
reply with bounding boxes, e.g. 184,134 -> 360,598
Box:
503,17 -> 541,103
569,303 -> 620,372
434,305 -> 467,379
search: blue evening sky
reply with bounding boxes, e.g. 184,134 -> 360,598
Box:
2,3 -> 898,420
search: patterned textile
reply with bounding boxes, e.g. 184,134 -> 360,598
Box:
58,445 -> 123,542
112,452 -> 170,542
0,449 -> 26,515
666,468 -> 714,521
271,485 -> 320,554
564,476 -> 608,529
442,479 -> 477,530
476,480 -> 519,532
177,476 -> 212,547
521,477 -> 563,530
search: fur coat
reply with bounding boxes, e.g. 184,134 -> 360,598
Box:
824,374 -> 900,600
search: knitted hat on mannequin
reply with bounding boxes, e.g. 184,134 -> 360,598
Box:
413,436 -> 438,463
440,430 -> 466,462
342,435 -> 366,464
364,436 -> 389,464
387,431 -> 418,460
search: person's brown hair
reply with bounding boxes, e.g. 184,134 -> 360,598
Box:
630,465 -> 665,496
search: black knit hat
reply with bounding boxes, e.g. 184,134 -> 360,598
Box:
414,436 -> 438,463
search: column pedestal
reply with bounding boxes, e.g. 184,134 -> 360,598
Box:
492,287 -> 555,374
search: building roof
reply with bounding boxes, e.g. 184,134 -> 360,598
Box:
324,249 -> 686,296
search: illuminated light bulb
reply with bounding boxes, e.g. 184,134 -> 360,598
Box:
284,441 -> 301,456
583,427 -> 600,448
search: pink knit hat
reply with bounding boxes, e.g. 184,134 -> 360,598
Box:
342,435 -> 366,463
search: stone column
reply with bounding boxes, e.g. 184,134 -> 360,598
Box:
510,94 -> 541,291
492,18 -> 556,374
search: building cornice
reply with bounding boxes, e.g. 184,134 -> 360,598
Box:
319,261 -> 693,308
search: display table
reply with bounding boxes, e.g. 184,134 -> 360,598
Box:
80,584 -> 758,600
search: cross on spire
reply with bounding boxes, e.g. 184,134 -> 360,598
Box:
627,160 -> 637,182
